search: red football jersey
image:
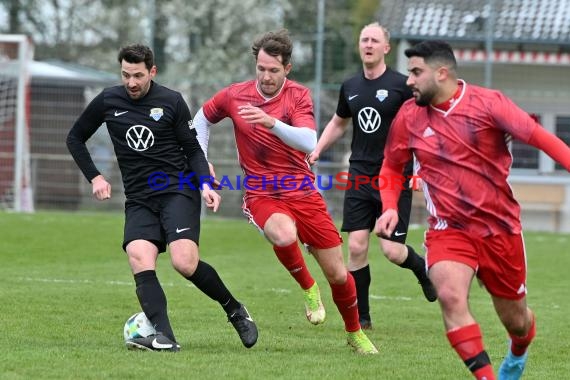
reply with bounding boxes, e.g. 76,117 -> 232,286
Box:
386,80 -> 538,237
202,79 -> 316,199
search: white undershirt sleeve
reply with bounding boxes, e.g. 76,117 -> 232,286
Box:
271,119 -> 317,154
193,107 -> 212,159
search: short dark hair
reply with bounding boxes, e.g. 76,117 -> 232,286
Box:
251,29 -> 293,66
405,40 -> 457,71
117,44 -> 154,71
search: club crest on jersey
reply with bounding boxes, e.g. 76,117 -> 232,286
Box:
149,108 -> 164,121
376,89 -> 388,102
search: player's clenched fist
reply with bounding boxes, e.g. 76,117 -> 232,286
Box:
91,175 -> 111,200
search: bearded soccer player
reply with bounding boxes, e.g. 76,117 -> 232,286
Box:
67,44 -> 258,351
193,29 -> 378,354
374,40 -> 570,379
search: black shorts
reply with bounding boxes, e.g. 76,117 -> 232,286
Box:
123,192 -> 201,253
341,181 -> 412,244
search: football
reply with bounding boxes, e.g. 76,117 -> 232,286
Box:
123,312 -> 156,340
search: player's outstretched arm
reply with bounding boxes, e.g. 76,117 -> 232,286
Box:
527,126 -> 570,172
308,114 -> 350,165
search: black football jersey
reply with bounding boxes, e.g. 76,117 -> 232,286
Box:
336,68 -> 413,177
67,82 -> 209,199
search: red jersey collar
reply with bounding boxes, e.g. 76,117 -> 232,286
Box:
431,80 -> 466,114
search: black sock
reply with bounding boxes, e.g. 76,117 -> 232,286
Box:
185,260 -> 241,314
399,245 -> 428,281
350,265 -> 371,321
134,270 -> 176,341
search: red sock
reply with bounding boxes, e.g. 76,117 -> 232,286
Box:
273,242 -> 315,290
329,273 -> 360,332
447,324 -> 495,380
510,313 -> 536,356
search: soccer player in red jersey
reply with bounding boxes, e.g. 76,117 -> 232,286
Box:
375,40 -> 570,379
193,29 -> 377,354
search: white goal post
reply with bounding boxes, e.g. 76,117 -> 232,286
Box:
0,34 -> 34,212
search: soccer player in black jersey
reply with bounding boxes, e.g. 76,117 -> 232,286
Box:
66,44 -> 257,351
309,23 -> 436,330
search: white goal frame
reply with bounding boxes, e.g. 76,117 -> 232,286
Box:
0,34 -> 34,212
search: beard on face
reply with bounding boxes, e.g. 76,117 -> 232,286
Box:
125,80 -> 151,100
126,88 -> 139,99
414,87 -> 436,107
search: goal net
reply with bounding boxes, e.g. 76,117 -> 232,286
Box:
0,34 -> 34,212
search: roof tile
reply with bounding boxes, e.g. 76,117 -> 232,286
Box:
379,0 -> 570,44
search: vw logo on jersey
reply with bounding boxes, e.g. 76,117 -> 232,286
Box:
357,107 -> 382,134
376,89 -> 388,102
126,125 -> 155,151
149,108 -> 164,121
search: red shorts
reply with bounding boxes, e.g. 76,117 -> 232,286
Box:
424,229 -> 527,300
243,192 -> 342,250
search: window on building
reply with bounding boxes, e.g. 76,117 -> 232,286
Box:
555,116 -> 570,171
511,114 -> 540,170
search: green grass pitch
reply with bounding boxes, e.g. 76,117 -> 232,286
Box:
1,211 -> 569,379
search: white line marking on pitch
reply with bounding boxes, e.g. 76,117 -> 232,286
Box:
370,294 -> 412,301
17,277 -> 184,287
270,288 -> 292,294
